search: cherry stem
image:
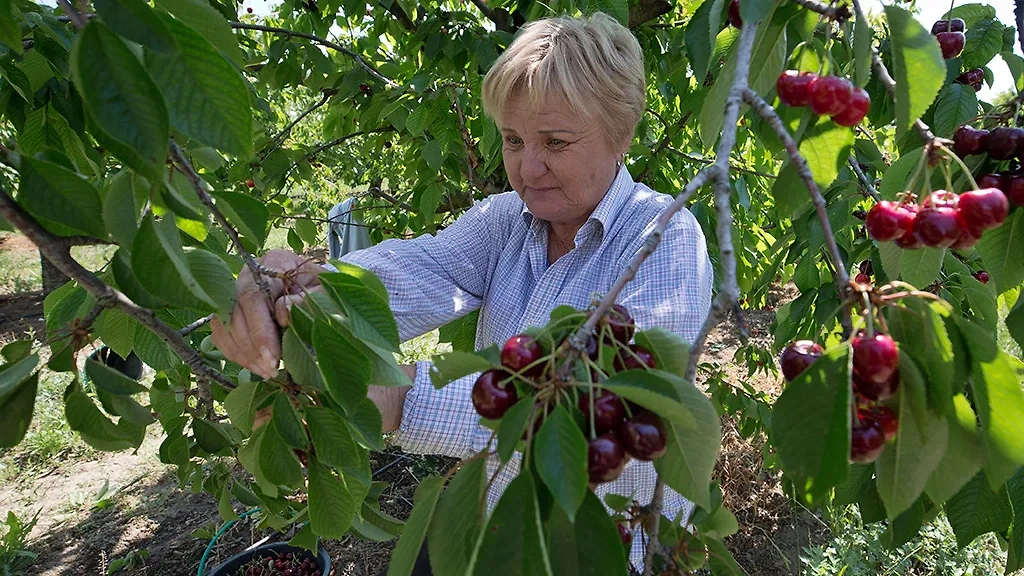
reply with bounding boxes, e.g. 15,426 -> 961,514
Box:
904,145 -> 932,200
936,143 -> 981,189
861,290 -> 874,337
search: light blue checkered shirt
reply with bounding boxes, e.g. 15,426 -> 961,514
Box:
341,165 -> 713,567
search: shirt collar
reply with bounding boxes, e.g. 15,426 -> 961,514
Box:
519,164 -> 635,241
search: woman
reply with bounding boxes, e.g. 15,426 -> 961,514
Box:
212,11 -> 713,569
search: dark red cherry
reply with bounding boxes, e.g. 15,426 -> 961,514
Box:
850,418 -> 886,463
855,272 -> 871,285
807,76 -> 853,116
617,410 -> 668,461
953,126 -> 989,157
614,345 -> 656,372
617,522 -> 633,547
727,0 -> 742,29
1005,174 -> 1024,206
913,207 -> 962,248
853,369 -> 900,402
936,31 -> 965,59
471,370 -> 518,419
832,87 -> 870,126
865,201 -> 915,242
588,433 -> 627,483
954,68 -> 985,87
871,405 -> 899,442
578,389 -> 626,434
958,188 -> 1008,232
779,340 -> 824,382
605,303 -> 635,344
973,270 -> 991,284
852,333 -> 900,386
776,70 -> 816,107
930,18 -> 965,34
950,221 -> 981,250
986,127 -> 1024,160
500,334 -> 545,376
921,190 -> 959,210
977,173 -> 1006,192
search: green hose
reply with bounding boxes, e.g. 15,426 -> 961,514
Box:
196,508 -> 262,576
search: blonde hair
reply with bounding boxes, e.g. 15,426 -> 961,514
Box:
481,12 -> 645,150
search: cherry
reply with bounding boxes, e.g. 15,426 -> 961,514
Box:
852,208 -> 868,221
727,0 -> 742,29
870,406 -> 899,442
359,83 -> 371,94
930,18 -> 965,34
859,260 -> 873,276
776,70 -> 816,107
614,345 -> 656,372
780,340 -> 824,382
955,68 -> 985,87
865,201 -> 915,242
578,389 -> 626,434
973,270 -> 991,284
245,179 -> 255,188
921,190 -> 959,210
913,206 -> 962,248
936,31 -> 965,59
977,173 -> 1005,191
953,126 -> 989,156
384,141 -> 392,148
588,433 -> 627,483
500,334 -> 545,376
958,188 -> 1008,232
950,223 -> 981,250
604,303 -> 635,345
986,127 -> 1023,160
852,333 -> 899,386
617,522 -> 633,547
855,272 -> 871,285
617,410 -> 668,461
246,6 -> 253,12
832,87 -> 870,127
807,76 -> 853,116
850,418 -> 886,463
1004,174 -> 1024,206
471,370 -> 518,419
894,226 -> 924,249
853,369 -> 899,402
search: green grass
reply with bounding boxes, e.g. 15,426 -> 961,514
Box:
0,232 -> 117,296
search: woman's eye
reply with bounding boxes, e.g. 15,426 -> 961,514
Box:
548,139 -> 567,149
505,136 -> 522,146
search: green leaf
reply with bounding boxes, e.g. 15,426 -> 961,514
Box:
546,490 -> 630,576
93,0 -> 174,52
223,380 -> 256,436
0,0 -> 22,54
192,417 -> 233,453
700,505 -> 739,539
880,496 -> 928,550
961,18 -> 1005,71
771,344 -> 851,505
102,172 -> 140,254
468,474 -> 552,576
602,370 -> 695,429
534,405 -> 587,522
0,341 -> 32,363
854,7 -> 873,88
71,21 -> 168,180
1002,51 -> 1024,91
497,398 -> 533,463
874,384 -> 949,520
145,13 -> 252,157
877,148 -> 922,201
834,463 -> 874,507
1005,469 -> 1024,574
977,209 -> 1024,294
421,139 -> 443,171
132,215 -> 216,311
653,372 -> 721,510
282,328 -> 323,390
313,319 -> 370,412
213,191 -> 268,246
428,458 -> 486,575
899,247 -> 944,289
85,359 -> 147,395
271,393 -> 308,450
961,272 -> 998,328
884,6 -> 946,140
956,318 -> 1024,488
320,272 -> 401,353
945,471 -> 1013,548
388,475 -> 445,576
886,300 -> 953,415
185,249 -> 235,321
151,0 -> 243,65
430,350 -> 496,389
684,0 -> 722,82
0,373 -> 36,449
438,310 -> 479,353
258,425 -> 303,488
218,483 -> 239,522
344,397 -> 384,451
306,406 -> 361,470
17,157 -> 106,238
288,524 -> 318,554
308,455 -> 356,539
933,84 -> 979,138
634,328 -> 690,378
65,389 -> 143,451
926,395 -> 984,506
801,116 -> 855,194
704,536 -> 742,576
0,354 -> 38,399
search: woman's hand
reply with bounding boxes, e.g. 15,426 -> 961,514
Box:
210,250 -> 324,378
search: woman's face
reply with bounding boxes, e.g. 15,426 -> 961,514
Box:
499,93 -> 625,229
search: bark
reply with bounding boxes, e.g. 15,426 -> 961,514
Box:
40,252 -> 68,296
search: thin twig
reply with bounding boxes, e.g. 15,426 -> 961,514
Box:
449,85 -> 478,193
641,478 -> 665,574
0,188 -> 236,390
168,140 -> 278,301
230,22 -> 399,89
260,90 -> 334,162
56,0 -> 84,30
848,156 -> 880,200
741,87 -> 853,335
368,186 -> 414,212
180,314 -> 214,336
666,147 -> 777,180
285,127 -> 397,178
635,111 -> 691,183
789,0 -> 851,20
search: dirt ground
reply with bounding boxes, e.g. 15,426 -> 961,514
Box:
0,235 -> 826,576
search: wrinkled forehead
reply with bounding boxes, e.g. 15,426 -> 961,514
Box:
499,88 -> 595,132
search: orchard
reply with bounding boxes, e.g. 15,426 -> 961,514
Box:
1,0 -> 1024,574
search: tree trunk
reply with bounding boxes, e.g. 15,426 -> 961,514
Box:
40,252 -> 68,296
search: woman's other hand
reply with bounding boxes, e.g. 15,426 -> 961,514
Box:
210,250 -> 324,378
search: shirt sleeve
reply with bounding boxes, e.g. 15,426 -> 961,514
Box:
615,206 -> 713,342
390,360 -> 483,458
338,195 -> 507,342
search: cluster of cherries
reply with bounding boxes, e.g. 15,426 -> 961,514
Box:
931,18 -> 966,60
780,333 -> 901,463
235,552 -> 321,576
865,188 -> 1008,250
472,304 -> 667,485
954,125 -> 1024,207
776,71 -> 870,127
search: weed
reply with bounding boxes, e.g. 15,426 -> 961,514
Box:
0,510 -> 39,576
106,548 -> 149,574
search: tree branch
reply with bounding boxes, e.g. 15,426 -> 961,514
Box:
230,22 -> 400,89
848,156 -> 880,200
380,0 -> 415,32
741,87 -> 853,335
788,0 -> 851,21
368,186 -> 414,212
260,89 -> 335,163
666,147 -> 777,180
628,0 -> 672,29
0,188 -> 235,390
449,85 -> 479,193
56,0 -> 85,30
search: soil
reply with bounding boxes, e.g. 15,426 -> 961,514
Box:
0,234 -> 45,342
0,234 -> 826,576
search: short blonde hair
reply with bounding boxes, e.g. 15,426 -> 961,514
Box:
481,12 -> 645,150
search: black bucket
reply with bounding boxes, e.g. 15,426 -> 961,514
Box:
206,542 -> 331,576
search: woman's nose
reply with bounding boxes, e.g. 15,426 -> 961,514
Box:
520,145 -> 547,181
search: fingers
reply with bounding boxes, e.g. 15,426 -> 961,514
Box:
274,285 -> 326,327
237,285 -> 281,378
